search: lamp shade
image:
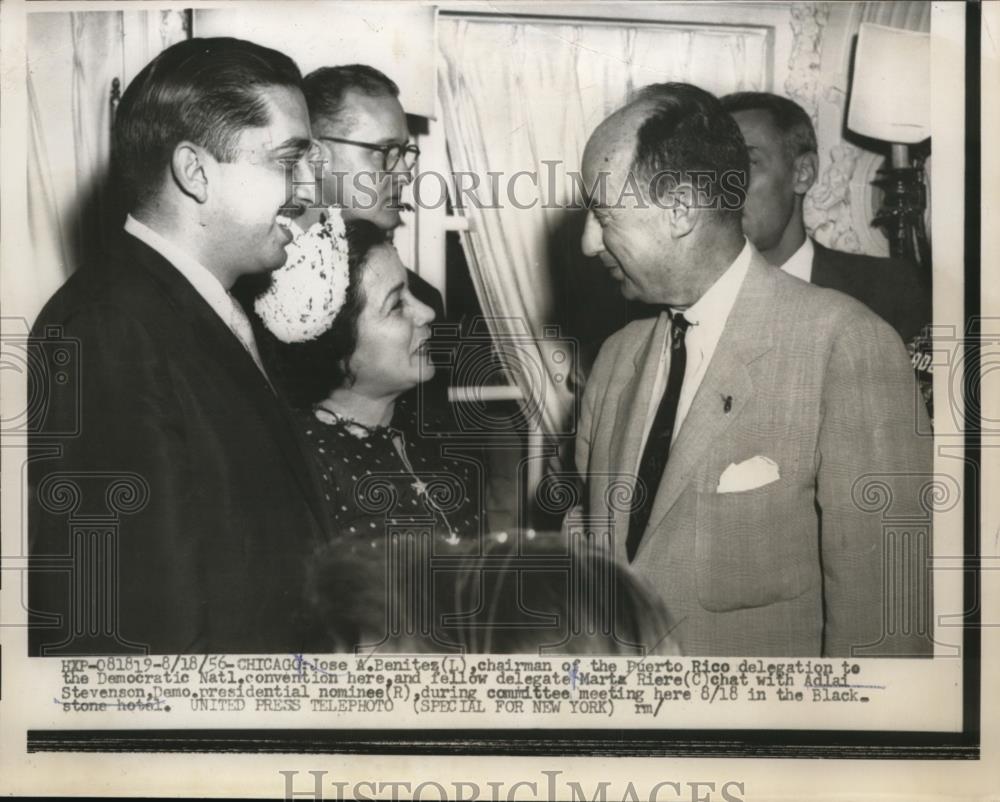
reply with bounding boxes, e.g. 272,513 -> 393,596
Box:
193,3 -> 437,119
847,22 -> 930,144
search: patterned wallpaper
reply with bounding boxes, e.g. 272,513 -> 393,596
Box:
782,1 -> 931,256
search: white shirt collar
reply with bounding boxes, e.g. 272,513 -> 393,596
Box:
672,237 -> 753,335
778,236 -> 814,283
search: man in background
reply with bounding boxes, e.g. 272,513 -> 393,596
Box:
720,91 -> 930,345
29,38 -> 330,655
298,64 -> 443,318
575,82 -> 932,657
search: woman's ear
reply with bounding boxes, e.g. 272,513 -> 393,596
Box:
170,141 -> 211,203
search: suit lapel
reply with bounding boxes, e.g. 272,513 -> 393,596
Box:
610,312 -> 671,477
126,236 -> 331,542
607,312 -> 670,552
639,254 -> 777,541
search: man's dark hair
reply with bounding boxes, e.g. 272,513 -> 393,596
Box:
629,82 -> 749,223
720,91 -> 818,158
257,219 -> 389,407
303,64 -> 400,129
113,37 -> 303,207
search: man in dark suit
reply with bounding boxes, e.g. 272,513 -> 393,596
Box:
720,91 -> 930,345
28,38 -> 332,655
576,83 -> 932,656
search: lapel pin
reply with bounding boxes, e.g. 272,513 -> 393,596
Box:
723,395 -> 733,414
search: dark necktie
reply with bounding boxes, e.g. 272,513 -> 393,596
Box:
627,312 -> 690,562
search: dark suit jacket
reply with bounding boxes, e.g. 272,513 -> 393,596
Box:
28,233 -> 333,655
811,240 -> 930,344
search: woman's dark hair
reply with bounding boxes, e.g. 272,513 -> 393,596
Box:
255,219 -> 390,407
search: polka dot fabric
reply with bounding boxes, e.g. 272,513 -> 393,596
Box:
299,396 -> 484,547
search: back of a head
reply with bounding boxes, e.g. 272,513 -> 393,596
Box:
628,82 -> 749,229
113,36 -> 303,209
449,535 -> 679,655
303,530 -> 679,655
720,91 -> 817,158
303,64 -> 400,128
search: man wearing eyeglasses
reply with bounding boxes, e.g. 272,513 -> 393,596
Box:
294,64 -> 443,319
303,64 -> 418,230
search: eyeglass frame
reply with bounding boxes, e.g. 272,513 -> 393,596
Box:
315,136 -> 420,172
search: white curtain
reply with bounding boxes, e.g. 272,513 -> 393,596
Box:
438,17 -> 770,443
28,12 -> 119,323
26,11 -> 188,324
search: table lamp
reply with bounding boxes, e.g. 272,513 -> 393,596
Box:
847,22 -> 931,275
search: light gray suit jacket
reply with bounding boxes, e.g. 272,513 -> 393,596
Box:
576,251 -> 933,656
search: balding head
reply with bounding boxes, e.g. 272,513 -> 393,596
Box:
580,83 -> 749,307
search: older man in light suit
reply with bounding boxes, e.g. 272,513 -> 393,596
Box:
575,83 -> 933,657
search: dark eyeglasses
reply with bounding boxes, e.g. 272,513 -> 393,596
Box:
316,136 -> 420,172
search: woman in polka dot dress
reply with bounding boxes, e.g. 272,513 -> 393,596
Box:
251,214 -> 484,552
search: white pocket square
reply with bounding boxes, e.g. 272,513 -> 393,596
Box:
716,456 -> 780,493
